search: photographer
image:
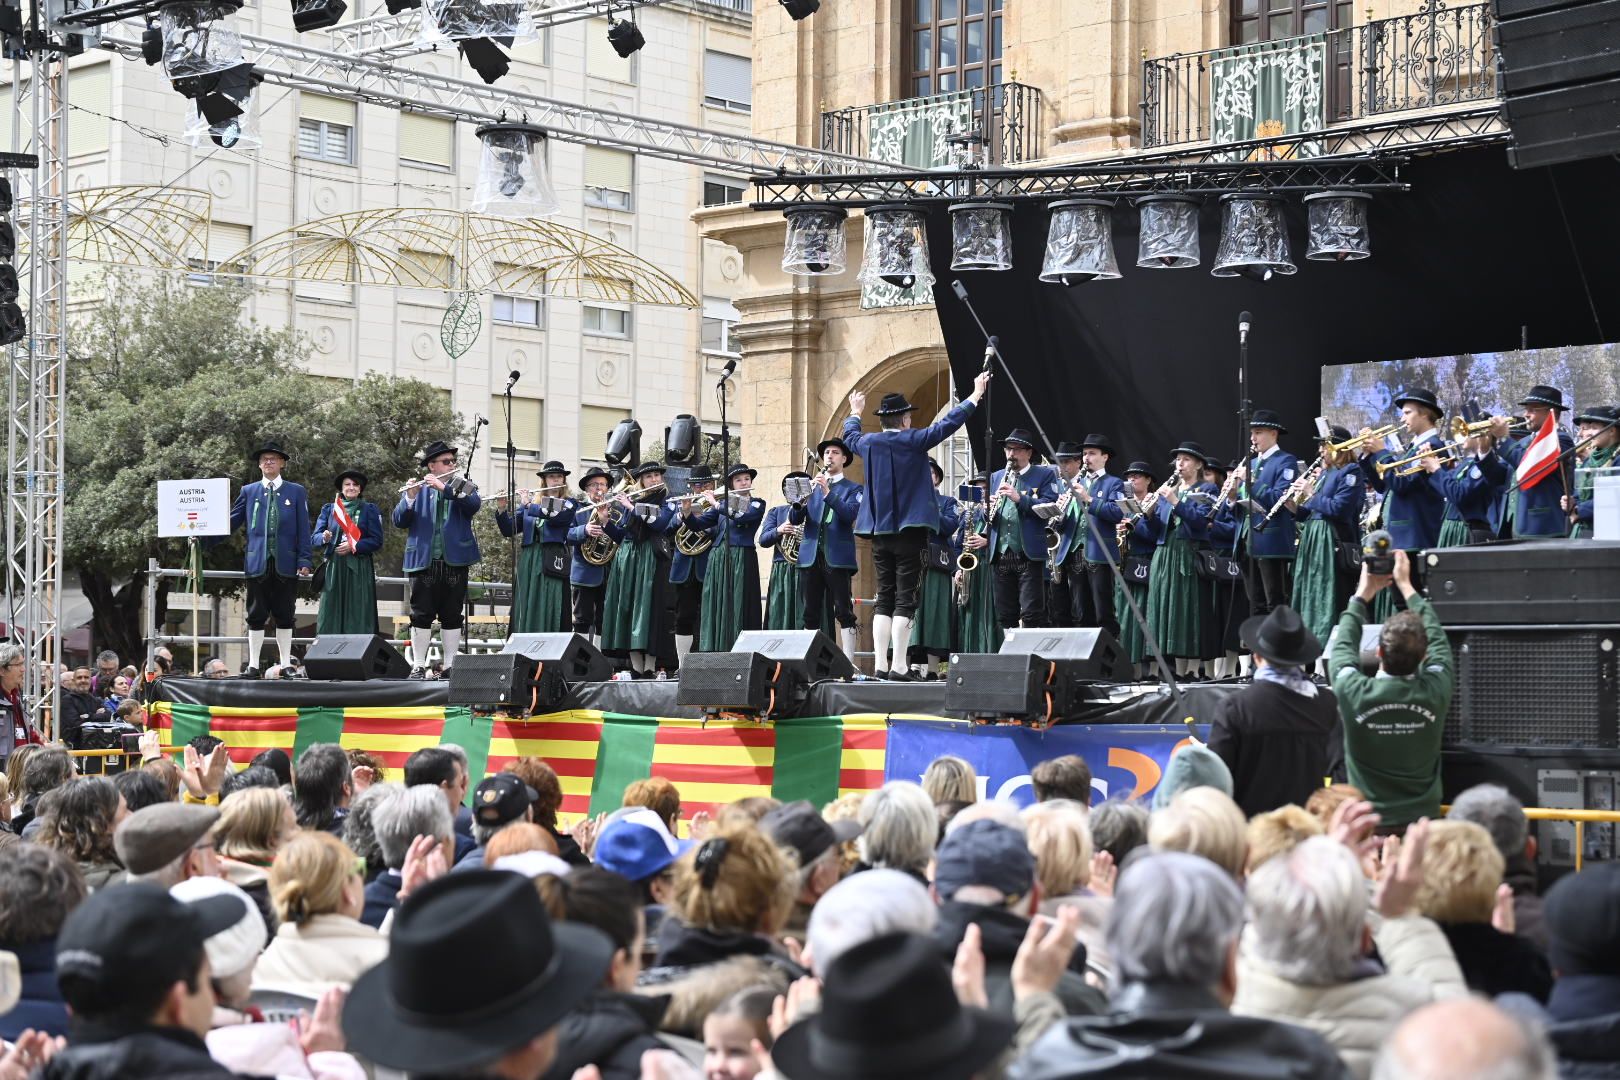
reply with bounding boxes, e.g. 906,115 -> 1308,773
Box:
1328,546 -> 1455,833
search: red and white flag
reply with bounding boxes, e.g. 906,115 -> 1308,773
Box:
1515,410 -> 1562,491
332,498 -> 362,545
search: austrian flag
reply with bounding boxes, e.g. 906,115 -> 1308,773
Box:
1515,410 -> 1562,491
332,498 -> 362,544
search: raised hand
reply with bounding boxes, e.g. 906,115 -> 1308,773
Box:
849,390 -> 866,415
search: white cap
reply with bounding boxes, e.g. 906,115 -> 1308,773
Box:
805,869 -> 938,978
492,850 -> 574,879
170,876 -> 267,980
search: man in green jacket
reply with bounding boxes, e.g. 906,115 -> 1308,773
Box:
1329,550 -> 1455,829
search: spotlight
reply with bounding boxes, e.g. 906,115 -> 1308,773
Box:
779,0 -> 818,17
292,0 -> 346,31
1211,193 -> 1295,279
384,0 -> 421,11
0,265 -> 16,303
1303,190 -> 1372,262
157,1 -> 245,83
141,20 -> 163,64
0,222 -> 13,262
459,36 -> 511,84
471,123 -> 558,217
607,16 -> 644,58
781,206 -> 847,275
949,201 -> 1013,272
0,179 -> 10,215
0,303 -> 24,346
665,414 -> 700,464
177,62 -> 261,149
1039,199 -> 1119,285
422,0 -> 531,84
859,204 -> 933,291
1134,194 -> 1201,269
604,418 -> 642,466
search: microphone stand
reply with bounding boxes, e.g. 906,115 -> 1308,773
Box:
950,281 -> 1188,716
502,378 -> 519,638
1229,313 -> 1254,671
462,417 -> 487,655
712,359 -> 737,654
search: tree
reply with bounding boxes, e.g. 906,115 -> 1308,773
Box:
65,275 -> 466,661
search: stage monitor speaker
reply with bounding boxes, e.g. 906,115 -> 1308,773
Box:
1426,541 -> 1620,624
305,634 -> 411,680
998,627 -> 1126,680
500,633 -> 613,682
676,651 -> 803,714
731,629 -> 856,682
447,652 -> 572,711
945,653 -> 1047,718
1443,624 -> 1619,747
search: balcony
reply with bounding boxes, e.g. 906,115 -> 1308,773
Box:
820,82 -> 1043,168
1141,0 -> 1496,150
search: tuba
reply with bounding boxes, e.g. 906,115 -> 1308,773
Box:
579,478 -> 630,566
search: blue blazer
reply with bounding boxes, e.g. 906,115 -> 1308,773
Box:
1154,482 -> 1219,545
757,505 -> 796,566
535,498 -> 579,545
987,464 -> 1061,560
1247,449 -> 1301,559
230,480 -> 313,578
1297,464 -> 1364,541
1438,453 -> 1507,532
789,478 -> 862,570
311,500 -> 384,560
1121,509 -> 1161,557
1498,429 -> 1577,538
1360,432 -> 1447,551
842,400 -> 975,535
566,504 -> 627,587
933,492 -> 964,552
495,506 -> 540,547
1076,473 -> 1127,563
393,484 -> 482,571
670,498 -> 719,584
689,494 -> 767,548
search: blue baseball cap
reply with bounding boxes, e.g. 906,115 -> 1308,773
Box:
593,808 -> 688,883
932,819 -> 1034,902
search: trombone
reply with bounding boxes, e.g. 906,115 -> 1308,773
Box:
1328,424 -> 1401,455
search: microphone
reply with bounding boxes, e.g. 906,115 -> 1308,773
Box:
475,415 -> 490,427
1238,310 -> 1252,345
951,280 -> 970,303
719,358 -> 738,382
504,370 -> 521,391
982,335 -> 998,371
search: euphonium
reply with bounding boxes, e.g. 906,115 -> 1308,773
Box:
579,478 -> 631,567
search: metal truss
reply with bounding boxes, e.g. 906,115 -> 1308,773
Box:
326,0 -> 681,61
6,53 -> 68,732
98,29 -> 898,176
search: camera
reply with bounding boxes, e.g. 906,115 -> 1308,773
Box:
75,720 -> 141,775
1362,529 -> 1395,576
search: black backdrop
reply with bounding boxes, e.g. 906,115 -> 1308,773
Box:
928,145 -> 1620,472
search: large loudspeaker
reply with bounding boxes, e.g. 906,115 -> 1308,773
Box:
1494,0 -> 1620,167
500,633 -> 613,682
945,653 -> 1049,718
448,653 -> 558,709
304,634 -> 411,680
1426,541 -> 1620,625
1443,624 -> 1620,747
730,629 -> 856,682
676,651 -> 803,714
998,627 -> 1126,680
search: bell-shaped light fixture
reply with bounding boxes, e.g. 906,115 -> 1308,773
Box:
1039,199 -> 1119,285
949,201 -> 1013,272
1211,193 -> 1295,280
1135,194 -> 1201,269
1303,190 -> 1372,262
859,204 -> 933,291
159,0 -> 245,81
781,206 -> 847,276
470,123 -> 558,217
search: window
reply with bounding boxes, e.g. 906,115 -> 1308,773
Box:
701,296 -> 740,355
1233,0 -> 1349,43
68,64 -> 111,156
703,175 -> 747,206
579,404 -> 630,463
585,19 -> 636,82
294,233 -> 354,304
401,249 -> 454,289
905,0 -> 1003,97
584,147 -> 634,211
583,304 -> 631,338
703,50 -> 752,112
400,113 -> 455,168
510,397 -> 544,456
492,294 -> 544,327
298,94 -> 355,164
188,222 -> 251,286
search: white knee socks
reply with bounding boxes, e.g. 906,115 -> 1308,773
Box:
676,635 -> 693,663
441,628 -> 461,668
411,628 -> 431,670
275,629 -> 293,668
246,629 -> 265,672
890,615 -> 913,677
840,626 -> 858,664
872,614 -> 893,675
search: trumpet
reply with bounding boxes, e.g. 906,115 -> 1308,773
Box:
1376,440 -> 1464,478
1330,424 -> 1402,455
580,479 -> 666,508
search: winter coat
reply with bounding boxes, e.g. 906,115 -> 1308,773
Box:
1504,858 -> 1549,954
206,1019 -> 367,1080
640,920 -> 805,1036
1232,914 -> 1468,1079
76,858 -> 125,892
1439,920 -> 1553,1002
251,913 -> 388,999
934,900 -> 1106,1018
539,991 -> 672,1080
220,857 -> 277,934
1500,974 -> 1620,1079
0,939 -> 69,1041
38,1022 -> 242,1080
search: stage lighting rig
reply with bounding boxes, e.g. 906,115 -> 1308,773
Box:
422,0 -> 532,85
291,0 -> 346,32
779,0 -> 818,18
0,178 -> 19,346
607,15 -> 643,57
664,413 -> 699,464
471,122 -> 558,216
604,418 -> 642,467
180,62 -> 262,148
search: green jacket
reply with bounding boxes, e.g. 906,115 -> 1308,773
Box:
1328,593 -> 1454,826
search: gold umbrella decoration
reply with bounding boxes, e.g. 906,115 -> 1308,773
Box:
220,208 -> 698,358
15,185 -> 213,270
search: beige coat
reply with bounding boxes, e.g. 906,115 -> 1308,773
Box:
1233,914 -> 1468,1080
250,914 -> 388,999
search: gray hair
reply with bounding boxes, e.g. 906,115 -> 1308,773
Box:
0,644 -> 24,671
1447,784 -> 1529,862
1372,1000 -> 1557,1080
374,785 -> 453,870
1108,850 -> 1244,990
1245,836 -> 1367,986
95,650 -> 119,665
805,868 -> 938,977
856,782 -> 937,875
438,743 -> 470,771
1090,799 -> 1151,864
343,781 -> 403,875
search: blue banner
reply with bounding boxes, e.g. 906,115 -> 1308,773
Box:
884,719 -> 1210,806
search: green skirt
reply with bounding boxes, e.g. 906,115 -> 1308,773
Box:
1436,518 -> 1471,549
316,553 -> 377,636
956,564 -> 1002,654
601,538 -> 659,652
1113,577 -> 1150,664
1291,517 -> 1341,647
698,539 -> 761,652
531,559 -> 571,634
509,543 -> 562,634
912,568 -> 955,654
1146,536 -> 1204,660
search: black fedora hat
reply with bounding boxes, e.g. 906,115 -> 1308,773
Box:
772,932 -> 1015,1080
417,440 -> 457,464
1169,441 -> 1212,467
687,464 -> 717,484
632,461 -> 667,479
970,472 -> 990,486
342,870 -> 612,1073
333,469 -> 368,492
251,441 -> 290,462
1322,423 -> 1353,443
726,463 -> 758,483
1519,384 -> 1566,411
535,460 -> 571,478
1248,409 -> 1288,434
1081,433 -> 1115,455
579,466 -> 612,486
1392,388 -> 1443,416
818,437 -> 854,462
1123,460 -> 1156,480
928,459 -> 944,480
1576,404 -> 1620,426
874,393 -> 917,416
1240,605 -> 1322,667
1002,428 -> 1036,450
1053,441 -> 1084,459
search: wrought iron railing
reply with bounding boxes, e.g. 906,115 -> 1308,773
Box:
1141,0 -> 1496,149
820,82 -> 1042,167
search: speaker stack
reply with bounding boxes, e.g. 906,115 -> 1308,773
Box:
944,627 -> 1125,726
447,633 -> 612,710
303,634 -> 412,680
676,629 -> 853,716
1494,0 -> 1620,167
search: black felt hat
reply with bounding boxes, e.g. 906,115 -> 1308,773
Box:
1053,441 -> 1084,459
686,465 -> 716,484
1392,388 -> 1443,416
1248,410 -> 1287,434
1519,384 -> 1566,411
726,463 -> 758,483
1123,460 -> 1156,480
1169,441 -> 1213,467
1002,428 -> 1036,450
1576,404 -> 1620,427
252,441 -> 290,462
632,461 -> 668,479
535,460 -> 571,478
1240,605 -> 1323,667
874,393 -> 918,416
818,438 -> 855,462
334,469 -> 368,492
417,440 -> 457,464
579,466 -> 612,486
1323,424 -> 1353,443
1080,433 -> 1115,455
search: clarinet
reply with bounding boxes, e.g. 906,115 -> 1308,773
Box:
1258,455 -> 1324,530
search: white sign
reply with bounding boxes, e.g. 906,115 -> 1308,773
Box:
1595,470 -> 1620,541
157,478 -> 232,538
